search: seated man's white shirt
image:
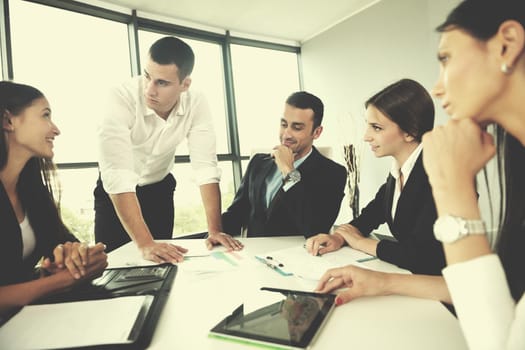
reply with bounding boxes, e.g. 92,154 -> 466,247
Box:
98,76 -> 221,194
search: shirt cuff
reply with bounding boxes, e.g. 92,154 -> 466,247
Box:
100,169 -> 138,194
282,177 -> 300,192
194,166 -> 222,186
442,254 -> 508,295
443,254 -> 515,349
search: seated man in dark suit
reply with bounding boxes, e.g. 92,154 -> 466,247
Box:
222,91 -> 347,238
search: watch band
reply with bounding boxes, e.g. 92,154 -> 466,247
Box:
433,215 -> 486,243
462,219 -> 486,234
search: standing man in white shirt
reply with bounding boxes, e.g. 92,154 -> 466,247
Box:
94,36 -> 243,263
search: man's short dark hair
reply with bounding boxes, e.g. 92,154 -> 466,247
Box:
149,36 -> 195,81
286,91 -> 324,130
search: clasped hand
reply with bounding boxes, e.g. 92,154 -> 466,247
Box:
41,242 -> 108,280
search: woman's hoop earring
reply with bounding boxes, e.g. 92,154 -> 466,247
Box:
501,63 -> 513,74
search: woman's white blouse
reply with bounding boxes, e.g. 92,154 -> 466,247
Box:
20,215 -> 36,260
443,254 -> 525,349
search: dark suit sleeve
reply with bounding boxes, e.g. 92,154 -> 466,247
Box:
279,161 -> 347,238
350,182 -> 389,236
221,157 -> 256,236
376,197 -> 445,275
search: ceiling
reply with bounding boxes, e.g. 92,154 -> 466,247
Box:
92,0 -> 381,44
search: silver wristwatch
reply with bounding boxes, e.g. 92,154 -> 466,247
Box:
433,215 -> 486,243
283,169 -> 301,183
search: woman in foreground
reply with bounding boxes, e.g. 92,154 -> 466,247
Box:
317,1 -> 525,348
0,81 -> 107,318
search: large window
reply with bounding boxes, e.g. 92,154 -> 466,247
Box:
9,0 -> 131,164
3,0 -> 300,242
231,45 -> 300,158
9,1 -> 130,243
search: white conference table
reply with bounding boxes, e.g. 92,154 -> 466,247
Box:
108,236 -> 468,350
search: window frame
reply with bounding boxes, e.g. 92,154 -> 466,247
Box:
1,0 -> 302,232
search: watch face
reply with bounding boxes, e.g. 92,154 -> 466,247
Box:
434,215 -> 462,243
434,215 -> 485,243
289,170 -> 300,181
286,170 -> 301,182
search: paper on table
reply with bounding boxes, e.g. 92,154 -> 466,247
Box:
0,295 -> 148,349
181,250 -> 247,273
108,239 -> 226,268
258,245 -> 369,281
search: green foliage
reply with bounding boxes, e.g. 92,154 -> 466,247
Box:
59,181 -> 237,241
60,206 -> 95,243
173,183 -> 235,236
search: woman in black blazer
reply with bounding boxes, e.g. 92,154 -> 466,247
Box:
0,81 -> 107,317
306,79 -> 445,275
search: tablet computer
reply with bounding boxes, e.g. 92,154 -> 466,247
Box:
209,287 -> 335,349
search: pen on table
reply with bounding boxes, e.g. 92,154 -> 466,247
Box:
357,256 -> 378,263
303,243 -> 326,256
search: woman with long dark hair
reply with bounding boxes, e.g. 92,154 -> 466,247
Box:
0,81 -> 107,317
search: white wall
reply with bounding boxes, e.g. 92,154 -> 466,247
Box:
301,0 -> 460,231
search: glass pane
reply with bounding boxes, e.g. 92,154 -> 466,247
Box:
9,0 -> 130,163
57,161 -> 236,242
138,31 -> 228,154
241,159 -> 250,177
231,46 -> 300,156
57,168 -> 100,244
172,161 -> 234,237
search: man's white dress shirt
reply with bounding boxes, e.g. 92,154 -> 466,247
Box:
98,76 -> 221,194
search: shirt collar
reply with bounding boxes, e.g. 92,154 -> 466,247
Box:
294,148 -> 313,168
390,143 -> 423,179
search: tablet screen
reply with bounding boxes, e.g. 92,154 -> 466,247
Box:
210,287 -> 335,349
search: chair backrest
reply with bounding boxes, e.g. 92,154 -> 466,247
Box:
316,146 -> 332,158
